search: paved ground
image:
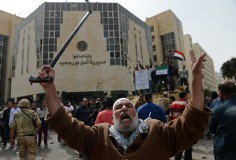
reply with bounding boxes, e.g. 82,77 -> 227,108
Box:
1,130 -> 214,160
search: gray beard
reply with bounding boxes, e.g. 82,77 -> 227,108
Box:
113,115 -> 139,133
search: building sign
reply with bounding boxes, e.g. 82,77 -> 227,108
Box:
135,69 -> 149,90
59,53 -> 106,66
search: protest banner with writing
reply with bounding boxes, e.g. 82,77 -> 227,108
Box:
135,69 -> 149,90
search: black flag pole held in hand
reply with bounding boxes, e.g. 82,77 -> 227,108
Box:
29,0 -> 92,84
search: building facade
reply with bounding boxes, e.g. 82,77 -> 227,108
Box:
146,10 -> 217,92
0,10 -> 22,103
11,2 -> 152,102
192,43 -> 217,91
145,10 -> 185,67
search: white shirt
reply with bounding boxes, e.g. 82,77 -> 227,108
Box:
9,107 -> 21,125
64,105 -> 74,112
36,107 -> 49,118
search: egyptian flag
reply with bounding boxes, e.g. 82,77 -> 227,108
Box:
174,50 -> 185,61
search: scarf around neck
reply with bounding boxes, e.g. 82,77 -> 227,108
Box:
109,118 -> 149,150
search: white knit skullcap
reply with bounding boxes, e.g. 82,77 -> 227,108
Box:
113,98 -> 134,111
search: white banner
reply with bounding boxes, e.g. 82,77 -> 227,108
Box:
135,69 -> 149,90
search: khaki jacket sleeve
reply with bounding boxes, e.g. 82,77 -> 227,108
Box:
46,106 -> 96,158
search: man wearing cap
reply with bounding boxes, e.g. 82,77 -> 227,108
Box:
37,52 -> 211,159
10,99 -> 41,160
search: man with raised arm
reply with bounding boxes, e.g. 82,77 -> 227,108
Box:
37,51 -> 210,160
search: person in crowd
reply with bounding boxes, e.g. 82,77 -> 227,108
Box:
29,100 -> 39,144
9,101 -> 21,126
157,62 -> 168,93
1,100 -> 13,148
129,61 -> 144,95
74,97 -> 93,158
10,99 -> 41,160
95,97 -> 114,125
150,64 -> 158,91
206,91 -> 218,107
209,80 -> 236,160
9,101 -> 21,147
169,91 -> 188,121
158,92 -> 170,112
137,93 -> 166,122
145,65 -> 155,94
36,100 -> 49,147
30,101 -> 37,112
170,91 -> 192,160
209,97 -> 224,109
166,60 -> 175,93
74,98 -> 93,127
87,98 -> 94,108
0,105 -> 6,144
206,91 -> 224,139
165,95 -> 176,122
92,98 -> 103,125
36,52 -> 210,160
179,65 -> 188,86
173,64 -> 179,91
58,101 -> 75,143
64,101 -> 74,117
134,94 -> 145,110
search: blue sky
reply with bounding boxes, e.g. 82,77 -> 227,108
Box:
1,0 -> 235,72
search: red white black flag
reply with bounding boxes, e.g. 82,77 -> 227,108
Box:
174,50 -> 185,61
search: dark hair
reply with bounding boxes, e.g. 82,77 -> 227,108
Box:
105,97 -> 115,109
145,93 -> 153,101
179,91 -> 187,98
210,91 -> 218,99
169,96 -> 176,101
7,99 -> 13,103
95,101 -> 102,107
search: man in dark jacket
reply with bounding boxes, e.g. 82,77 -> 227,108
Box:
37,51 -> 210,160
1,100 -> 13,148
209,80 -> 236,160
74,98 -> 93,126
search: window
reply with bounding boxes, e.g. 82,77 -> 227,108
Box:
110,59 -> 115,65
109,12 -> 113,17
153,55 -> 157,62
150,26 -> 154,32
152,45 -> 156,52
50,11 -> 55,17
49,31 -> 54,37
152,35 -> 155,42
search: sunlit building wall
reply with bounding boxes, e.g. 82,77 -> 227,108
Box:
145,10 -> 185,68
192,43 -> 217,91
11,2 -> 152,100
0,10 -> 22,103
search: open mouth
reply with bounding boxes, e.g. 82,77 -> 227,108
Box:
120,114 -> 131,122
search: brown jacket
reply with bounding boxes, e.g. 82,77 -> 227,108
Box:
46,102 -> 210,160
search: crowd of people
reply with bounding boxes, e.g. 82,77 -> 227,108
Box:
0,51 -> 236,160
0,95 -> 117,159
129,60 -> 189,95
